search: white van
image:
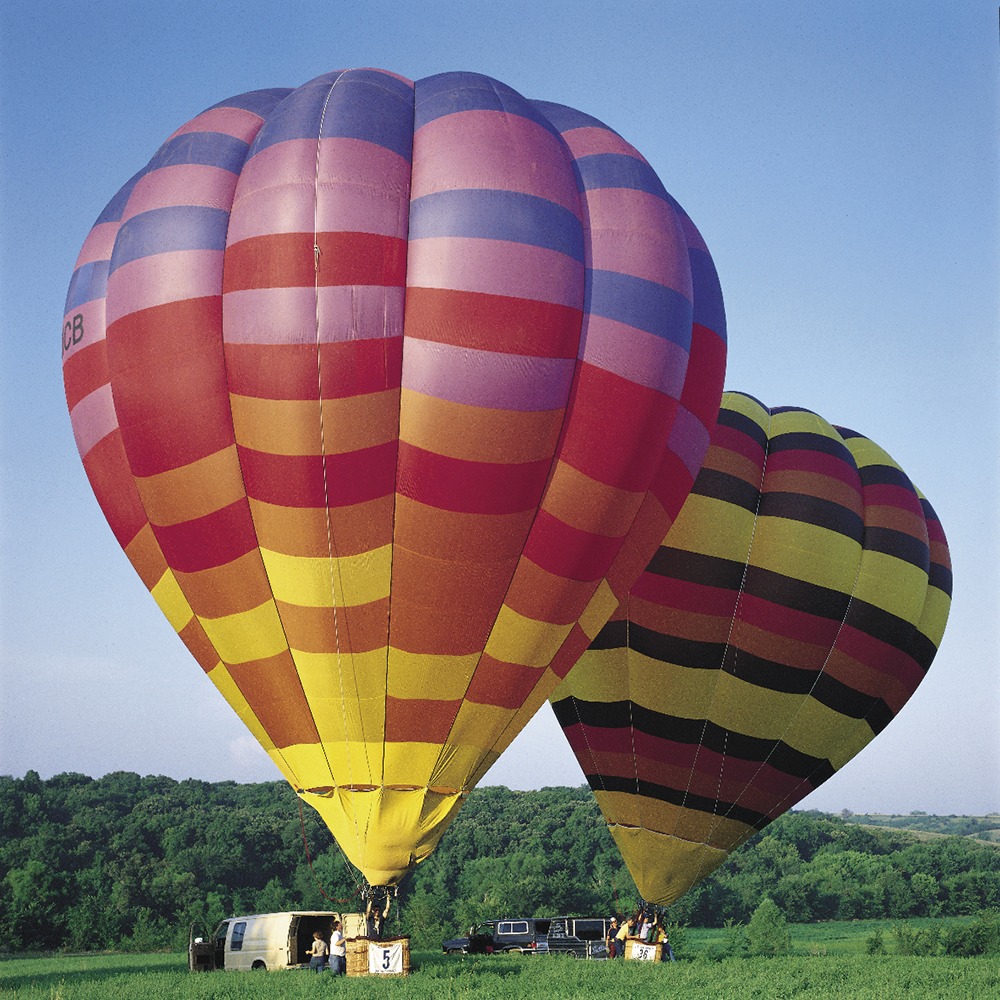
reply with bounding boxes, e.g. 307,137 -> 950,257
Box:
190,910 -> 366,972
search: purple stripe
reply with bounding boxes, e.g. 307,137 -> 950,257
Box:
223,286 -> 405,344
579,315 -> 689,396
401,338 -> 576,411
109,206 -> 229,274
415,72 -> 562,144
249,69 -> 414,162
105,250 -> 222,325
406,237 -> 584,308
227,137 -> 411,243
667,404 -> 713,478
408,189 -> 583,261
70,384 -> 117,457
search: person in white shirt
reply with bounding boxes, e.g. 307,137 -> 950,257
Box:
329,920 -> 346,975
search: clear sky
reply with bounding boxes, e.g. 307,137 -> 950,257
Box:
1,1 -> 997,816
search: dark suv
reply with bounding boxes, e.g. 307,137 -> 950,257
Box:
443,916 -> 615,958
444,918 -> 549,954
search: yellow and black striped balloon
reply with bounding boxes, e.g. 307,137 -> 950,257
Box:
551,392 -> 952,905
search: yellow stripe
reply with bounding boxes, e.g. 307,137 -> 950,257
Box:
260,544 -> 391,607
150,569 -> 194,632
853,550 -> 927,620
578,579 -> 620,641
665,494 -> 756,561
198,600 -> 288,664
550,647 -> 622,704
135,445 -> 245,526
230,392 -> 400,456
386,649 -> 479,700
751,517 -> 861,592
721,391 -> 770,434
485,605 -> 573,668
919,585 -> 951,646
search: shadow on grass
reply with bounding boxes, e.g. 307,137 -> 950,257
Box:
0,954 -> 186,991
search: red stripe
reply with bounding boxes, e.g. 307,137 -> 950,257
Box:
396,442 -> 551,515
63,341 -> 110,411
549,625 -> 591,679
464,656 -> 539,709
227,651 -> 322,747
649,449 -> 696,524
863,482 -> 925,517
558,365 -> 679,491
224,231 -> 407,292
81,431 -> 147,550
384,697 -> 460,744
224,339 -> 403,400
523,510 -> 622,582
152,498 -> 259,573
632,575 -> 739,618
403,286 -> 582,357
679,323 -> 726,430
765,448 -> 859,487
237,443 -> 397,508
107,297 -> 234,476
713,422 -> 767,467
735,594 -> 842,649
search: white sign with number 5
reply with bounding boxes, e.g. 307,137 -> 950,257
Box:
368,942 -> 404,974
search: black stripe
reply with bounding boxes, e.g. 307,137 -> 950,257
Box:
929,560 -> 953,597
843,598 -> 916,650
559,698 -> 835,784
692,467 -> 761,513
742,565 -> 852,622
906,628 -> 940,673
646,547 -> 747,589
768,430 -> 855,465
865,526 -> 930,571
811,672 -> 892,724
759,491 -> 864,540
716,401 -> 770,450
858,463 -> 913,490
589,772 -> 772,831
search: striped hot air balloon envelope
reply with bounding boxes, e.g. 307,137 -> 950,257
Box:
551,391 -> 952,906
61,68 -> 727,887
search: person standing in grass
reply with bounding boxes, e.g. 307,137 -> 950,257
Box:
329,921 -> 346,975
308,930 -> 329,972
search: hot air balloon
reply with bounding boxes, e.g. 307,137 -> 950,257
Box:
551,391 -> 952,905
61,68 -> 727,890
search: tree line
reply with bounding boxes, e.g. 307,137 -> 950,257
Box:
2,771 -> 998,952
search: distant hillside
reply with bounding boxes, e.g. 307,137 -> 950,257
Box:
843,812 -> 1000,845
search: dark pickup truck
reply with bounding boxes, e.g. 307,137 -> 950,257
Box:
443,916 -> 613,958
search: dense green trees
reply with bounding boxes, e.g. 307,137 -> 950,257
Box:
1,772 -> 998,953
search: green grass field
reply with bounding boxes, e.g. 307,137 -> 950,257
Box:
3,922 -> 999,1000
2,952 -> 998,999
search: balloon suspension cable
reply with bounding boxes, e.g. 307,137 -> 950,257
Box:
297,796 -> 363,905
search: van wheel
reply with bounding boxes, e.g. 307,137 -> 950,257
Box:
251,961 -> 266,970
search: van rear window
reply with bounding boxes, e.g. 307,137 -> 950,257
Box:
230,922 -> 247,951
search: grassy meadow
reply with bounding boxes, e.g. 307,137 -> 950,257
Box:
4,920 -> 999,1000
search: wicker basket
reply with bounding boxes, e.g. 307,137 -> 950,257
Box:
624,938 -> 663,962
346,936 -> 411,977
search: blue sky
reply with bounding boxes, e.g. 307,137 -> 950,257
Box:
1,0 -> 997,815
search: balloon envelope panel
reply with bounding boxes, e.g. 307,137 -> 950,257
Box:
62,69 -> 727,886
552,392 -> 952,905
